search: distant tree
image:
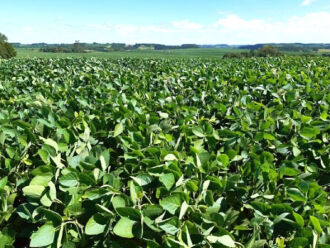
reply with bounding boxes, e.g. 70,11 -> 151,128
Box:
181,44 -> 199,49
0,32 -> 16,59
223,52 -> 243,59
257,45 -> 281,57
111,43 -> 126,51
0,32 -> 8,42
224,45 -> 281,59
73,40 -> 84,53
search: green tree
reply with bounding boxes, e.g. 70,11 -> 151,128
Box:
0,32 -> 16,59
257,45 -> 281,57
0,32 -> 8,42
73,40 -> 84,53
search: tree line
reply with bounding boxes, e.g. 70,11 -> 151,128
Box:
38,42 -> 200,53
239,43 -> 330,52
41,41 -> 86,53
223,45 -> 282,58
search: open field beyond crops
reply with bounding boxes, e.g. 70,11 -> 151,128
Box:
16,48 -> 246,59
0,57 -> 329,247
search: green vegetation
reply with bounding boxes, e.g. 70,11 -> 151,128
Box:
13,42 -> 330,54
41,41 -> 86,53
224,45 -> 281,58
0,32 -> 16,59
20,42 -> 200,54
16,48 -> 245,59
319,49 -> 330,53
0,57 -> 329,247
17,45 -> 325,60
318,50 -> 330,58
239,43 -> 330,53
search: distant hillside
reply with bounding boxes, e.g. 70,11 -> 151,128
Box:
238,43 -> 330,52
199,43 -> 330,53
11,42 -> 330,54
200,44 -> 231,48
11,42 -> 200,52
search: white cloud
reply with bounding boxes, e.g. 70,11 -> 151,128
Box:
83,12 -> 330,44
214,14 -> 268,31
301,0 -> 315,6
213,12 -> 330,43
86,23 -> 171,39
23,27 -> 33,32
4,11 -> 330,44
172,20 -> 203,30
87,20 -> 201,36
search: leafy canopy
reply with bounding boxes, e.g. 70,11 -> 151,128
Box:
0,56 -> 329,247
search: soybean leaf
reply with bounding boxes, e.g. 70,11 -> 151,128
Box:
30,223 -> 56,247
113,217 -> 135,238
113,123 -> 124,137
85,214 -> 107,235
207,235 -> 236,247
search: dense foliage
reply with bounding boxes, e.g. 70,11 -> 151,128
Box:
0,32 -> 16,59
224,46 -> 281,59
41,41 -> 86,54
0,57 -> 329,247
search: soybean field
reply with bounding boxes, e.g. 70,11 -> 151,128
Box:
0,57 -> 329,247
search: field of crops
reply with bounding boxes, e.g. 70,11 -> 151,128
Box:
0,57 -> 329,247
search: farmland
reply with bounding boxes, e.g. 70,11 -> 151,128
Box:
0,56 -> 329,247
16,48 -> 247,59
15,47 -> 328,60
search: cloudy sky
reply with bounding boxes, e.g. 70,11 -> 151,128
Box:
1,0 -> 330,44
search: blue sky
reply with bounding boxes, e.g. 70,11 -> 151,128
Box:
1,0 -> 330,44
